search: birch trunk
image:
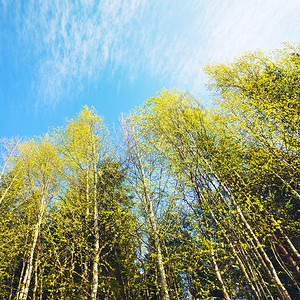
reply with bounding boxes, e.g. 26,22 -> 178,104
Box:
277,225 -> 300,262
32,246 -> 39,300
211,249 -> 230,300
90,154 -> 99,300
122,122 -> 170,300
230,197 -> 292,300
198,153 -> 292,300
189,147 -> 292,300
209,208 -> 261,299
17,194 -> 46,300
148,198 -> 170,300
84,166 -> 90,278
136,147 -> 170,300
194,184 -> 260,299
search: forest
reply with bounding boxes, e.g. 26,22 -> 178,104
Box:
0,45 -> 299,300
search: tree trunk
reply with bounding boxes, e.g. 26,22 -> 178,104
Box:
9,259 -> 17,300
231,197 -> 292,300
277,225 -> 300,262
91,155 -> 99,300
272,233 -> 300,276
32,246 -> 39,300
198,155 -> 292,300
148,199 -> 170,300
189,150 -> 292,300
84,166 -> 90,278
211,249 -> 230,300
136,150 -> 170,300
17,194 -> 46,300
122,123 -> 171,300
208,208 -> 261,300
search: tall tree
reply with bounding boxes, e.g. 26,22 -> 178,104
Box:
137,86 -> 298,299
205,44 -> 300,296
53,106 -> 140,299
120,116 -> 171,300
14,135 -> 61,300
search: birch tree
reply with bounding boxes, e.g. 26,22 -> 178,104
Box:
120,116 -> 171,300
138,88 -> 297,299
53,106 -> 140,299
15,135 -> 61,300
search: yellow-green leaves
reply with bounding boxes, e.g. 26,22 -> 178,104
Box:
17,134 -> 61,190
57,106 -> 108,170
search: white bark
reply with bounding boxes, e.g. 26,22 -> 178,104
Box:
90,149 -> 99,300
136,144 -> 170,300
17,194 -> 46,300
198,154 -> 292,300
211,250 -> 230,300
121,122 -> 170,300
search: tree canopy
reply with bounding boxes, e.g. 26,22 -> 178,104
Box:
0,43 -> 299,300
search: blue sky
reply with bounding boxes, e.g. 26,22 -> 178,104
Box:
0,0 -> 299,138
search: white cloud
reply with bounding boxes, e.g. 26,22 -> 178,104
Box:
2,0 -> 300,103
141,0 -> 300,96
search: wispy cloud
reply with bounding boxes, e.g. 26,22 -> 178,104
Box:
1,0 -> 299,104
16,0 -> 147,103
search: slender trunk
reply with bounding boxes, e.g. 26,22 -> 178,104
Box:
0,138 -> 20,181
91,155 -> 99,300
164,245 -> 180,300
32,247 -> 39,300
238,242 -> 275,300
148,199 -> 170,300
194,156 -> 292,299
160,120 -> 292,298
230,197 -> 292,300
202,207 -> 230,300
277,225 -> 300,262
84,166 -> 90,278
197,155 -> 292,300
197,175 -> 277,284
17,194 -> 46,300
39,278 -> 43,300
17,247 -> 29,297
209,208 -> 260,300
230,169 -> 300,270
270,241 -> 300,294
193,184 -> 260,299
273,171 -> 300,201
136,150 -> 170,300
86,166 -> 90,216
272,233 -> 300,276
211,249 -> 230,300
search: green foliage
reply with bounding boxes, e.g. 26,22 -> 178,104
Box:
0,43 -> 299,299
